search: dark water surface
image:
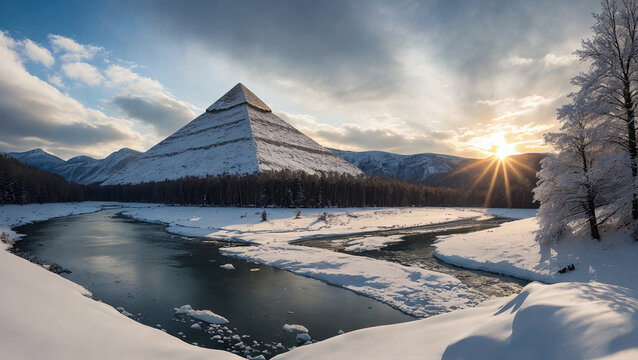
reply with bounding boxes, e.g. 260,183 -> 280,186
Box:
297,217 -> 529,297
14,210 -> 414,358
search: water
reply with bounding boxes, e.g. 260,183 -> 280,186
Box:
13,210 -> 413,358
297,218 -> 529,297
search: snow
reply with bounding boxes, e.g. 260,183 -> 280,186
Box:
434,217 -> 638,289
0,204 -> 241,360
122,206 -> 486,246
6,203 -> 629,359
174,305 -> 229,324
219,263 -> 235,270
329,148 -> 472,184
122,206 -> 492,316
7,148 -> 141,184
274,281 -> 638,360
342,234 -> 403,252
282,324 -> 308,333
221,244 -> 484,317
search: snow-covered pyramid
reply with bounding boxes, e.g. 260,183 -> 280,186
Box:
103,83 -> 362,185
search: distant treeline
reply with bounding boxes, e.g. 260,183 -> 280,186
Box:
0,155 -> 539,208
0,155 -> 84,204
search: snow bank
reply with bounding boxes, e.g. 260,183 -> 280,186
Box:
0,203 -> 240,360
121,206 -> 488,246
274,281 -> 638,360
435,217 -> 638,289
221,244 -> 485,317
343,234 -> 403,252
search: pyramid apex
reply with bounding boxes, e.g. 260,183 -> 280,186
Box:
206,83 -> 271,112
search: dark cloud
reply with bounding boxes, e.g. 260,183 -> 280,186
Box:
111,94 -> 196,136
133,0 -> 401,102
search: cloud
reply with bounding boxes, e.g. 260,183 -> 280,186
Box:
104,64 -> 163,94
21,39 -> 54,67
48,34 -> 102,62
61,62 -> 104,86
543,53 -> 578,67
507,55 -> 534,66
111,93 -> 197,135
477,95 -> 555,122
277,111 -> 456,155
47,74 -> 64,88
0,31 -> 146,158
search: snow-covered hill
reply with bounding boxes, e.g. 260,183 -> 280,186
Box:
103,83 -> 362,185
329,148 -> 473,184
7,148 -> 141,185
6,149 -> 66,174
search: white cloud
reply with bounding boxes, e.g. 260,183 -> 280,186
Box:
276,111 -> 455,155
21,39 -> 54,67
61,62 -> 105,86
104,64 -> 163,94
477,95 -> 555,122
0,31 -> 149,158
507,55 -> 534,66
48,34 -> 102,62
543,53 -> 578,67
47,74 -> 65,88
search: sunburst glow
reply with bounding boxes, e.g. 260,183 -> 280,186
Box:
472,133 -> 520,159
493,142 -> 518,159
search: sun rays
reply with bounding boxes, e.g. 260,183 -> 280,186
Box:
443,144 -> 536,207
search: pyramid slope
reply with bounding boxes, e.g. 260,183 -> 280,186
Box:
104,84 -> 362,185
103,105 -> 260,185
248,107 -> 362,175
206,83 -> 271,112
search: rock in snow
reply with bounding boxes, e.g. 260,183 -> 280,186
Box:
283,324 -> 309,333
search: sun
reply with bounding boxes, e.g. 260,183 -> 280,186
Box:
493,142 -> 518,159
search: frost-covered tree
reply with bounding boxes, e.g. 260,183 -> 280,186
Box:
573,0 -> 638,220
535,104 -> 626,241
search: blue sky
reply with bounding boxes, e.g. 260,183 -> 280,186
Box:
0,0 -> 601,159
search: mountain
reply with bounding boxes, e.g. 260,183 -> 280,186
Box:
6,148 -> 141,185
0,154 -> 83,204
329,148 -> 474,184
6,149 -> 66,174
103,83 -> 362,185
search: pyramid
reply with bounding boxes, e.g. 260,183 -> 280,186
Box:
103,83 -> 363,185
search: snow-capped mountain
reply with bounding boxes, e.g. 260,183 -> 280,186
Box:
103,83 -> 363,185
7,148 -> 141,185
6,149 -> 66,175
329,148 -> 474,184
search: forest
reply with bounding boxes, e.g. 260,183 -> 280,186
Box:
0,155 -> 538,208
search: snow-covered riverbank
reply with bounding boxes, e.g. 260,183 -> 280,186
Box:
434,217 -> 638,289
0,203 -> 241,360
4,203 -> 635,359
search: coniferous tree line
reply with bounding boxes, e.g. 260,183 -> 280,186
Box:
535,0 -> 638,241
1,152 -> 540,208
85,171 -> 501,208
0,155 -> 84,204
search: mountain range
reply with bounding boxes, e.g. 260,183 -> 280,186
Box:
3,83 -> 544,190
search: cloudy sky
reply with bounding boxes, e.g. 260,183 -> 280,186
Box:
0,0 -> 601,159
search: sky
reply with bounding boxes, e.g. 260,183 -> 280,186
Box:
0,0 -> 601,160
